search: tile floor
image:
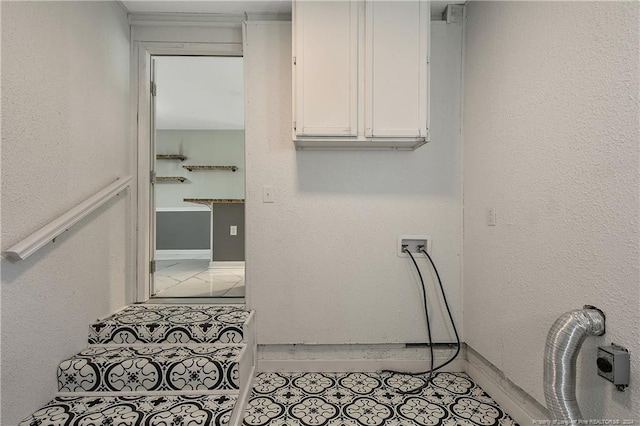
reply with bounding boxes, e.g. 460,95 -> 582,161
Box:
243,371 -> 518,426
152,259 -> 245,298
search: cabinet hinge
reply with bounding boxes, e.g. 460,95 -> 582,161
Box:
151,81 -> 157,97
150,260 -> 156,274
293,56 -> 297,65
150,171 -> 156,185
293,121 -> 297,130
426,54 -> 430,64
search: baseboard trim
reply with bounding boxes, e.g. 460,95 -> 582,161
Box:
257,343 -> 465,373
156,250 -> 210,260
209,261 -> 245,269
156,206 -> 209,212
57,389 -> 237,397
465,346 -> 549,426
257,358 -> 466,373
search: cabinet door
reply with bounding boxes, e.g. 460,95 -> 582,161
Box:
365,0 -> 429,138
294,0 -> 359,137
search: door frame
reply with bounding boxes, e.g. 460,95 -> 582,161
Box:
134,41 -> 243,302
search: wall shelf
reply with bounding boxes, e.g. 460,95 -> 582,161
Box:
183,165 -> 238,172
157,154 -> 187,161
156,176 -> 187,183
184,198 -> 245,205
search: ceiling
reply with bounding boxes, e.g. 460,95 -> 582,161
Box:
122,1 -> 456,17
155,56 -> 244,130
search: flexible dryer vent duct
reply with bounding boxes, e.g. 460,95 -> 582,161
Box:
544,305 -> 605,422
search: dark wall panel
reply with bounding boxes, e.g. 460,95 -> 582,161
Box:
156,207 -> 245,261
156,211 -> 210,249
212,204 -> 245,261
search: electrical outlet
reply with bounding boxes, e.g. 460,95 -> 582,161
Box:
230,225 -> 237,236
398,235 -> 431,257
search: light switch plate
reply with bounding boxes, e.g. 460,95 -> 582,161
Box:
487,206 -> 497,226
263,185 -> 275,203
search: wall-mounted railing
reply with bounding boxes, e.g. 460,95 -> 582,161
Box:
2,176 -> 132,261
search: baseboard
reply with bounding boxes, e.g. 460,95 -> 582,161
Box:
209,261 -> 245,269
257,343 -> 466,373
257,358 -> 467,373
465,345 -> 549,426
156,250 -> 210,260
156,207 -> 209,212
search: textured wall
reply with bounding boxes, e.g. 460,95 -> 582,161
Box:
463,1 -> 639,420
245,22 -> 464,345
1,2 -> 131,423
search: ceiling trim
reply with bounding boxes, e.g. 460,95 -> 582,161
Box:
129,13 -> 245,26
128,12 -> 291,27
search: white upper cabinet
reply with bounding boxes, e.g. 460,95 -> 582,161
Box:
365,1 -> 429,139
293,0 -> 430,150
294,1 -> 359,137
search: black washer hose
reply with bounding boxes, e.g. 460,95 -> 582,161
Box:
382,246 -> 461,394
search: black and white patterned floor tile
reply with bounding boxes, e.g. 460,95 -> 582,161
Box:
20,394 -> 237,426
243,372 -> 519,426
58,346 -> 241,392
89,305 -> 250,344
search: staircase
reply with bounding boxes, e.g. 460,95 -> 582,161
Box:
21,304 -> 256,426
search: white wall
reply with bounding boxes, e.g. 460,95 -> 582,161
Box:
463,1 -> 639,420
245,21 -> 464,346
156,130 -> 245,208
155,56 -> 244,130
0,2 -> 131,424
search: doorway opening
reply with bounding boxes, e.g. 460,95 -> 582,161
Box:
150,55 -> 245,301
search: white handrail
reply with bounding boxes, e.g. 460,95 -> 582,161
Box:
2,176 -> 132,261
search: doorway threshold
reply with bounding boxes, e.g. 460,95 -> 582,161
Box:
146,297 -> 245,305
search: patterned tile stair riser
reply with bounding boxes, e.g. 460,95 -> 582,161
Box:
20,394 -> 238,426
57,345 -> 242,393
243,372 -> 520,426
89,305 -> 250,344
20,305 -> 255,426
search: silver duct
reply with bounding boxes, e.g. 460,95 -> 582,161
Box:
544,305 -> 606,422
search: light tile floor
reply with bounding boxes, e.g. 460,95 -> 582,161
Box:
152,259 -> 245,298
243,371 -> 519,426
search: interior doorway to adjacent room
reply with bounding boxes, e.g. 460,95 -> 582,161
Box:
149,56 -> 245,301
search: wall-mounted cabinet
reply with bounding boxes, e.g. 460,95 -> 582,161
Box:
292,0 -> 430,150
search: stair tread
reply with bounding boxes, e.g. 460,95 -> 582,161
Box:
89,305 -> 250,344
58,345 -> 243,393
20,393 -> 237,426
